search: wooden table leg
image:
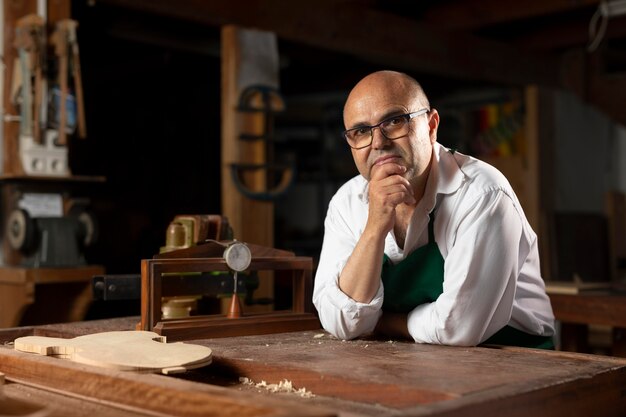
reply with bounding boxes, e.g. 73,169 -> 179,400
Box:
612,327 -> 626,357
0,282 -> 35,328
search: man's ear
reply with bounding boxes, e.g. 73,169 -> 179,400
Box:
427,109 -> 440,144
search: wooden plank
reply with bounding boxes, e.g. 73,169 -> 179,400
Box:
2,383 -> 150,417
0,266 -> 105,284
154,313 -> 320,341
99,0 -> 560,86
550,293 -> 626,327
515,15 -> 626,50
422,0 -> 601,31
0,317 -> 139,343
0,346 -> 333,417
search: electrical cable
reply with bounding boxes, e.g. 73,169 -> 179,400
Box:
588,1 -> 609,52
588,0 -> 626,52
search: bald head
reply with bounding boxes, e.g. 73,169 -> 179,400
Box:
344,71 -> 430,120
342,69 -> 439,187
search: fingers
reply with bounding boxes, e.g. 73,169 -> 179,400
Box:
370,161 -> 406,181
372,182 -> 414,205
366,162 -> 416,234
370,164 -> 416,206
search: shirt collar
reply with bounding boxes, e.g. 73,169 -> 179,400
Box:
433,142 -> 466,196
420,143 -> 467,213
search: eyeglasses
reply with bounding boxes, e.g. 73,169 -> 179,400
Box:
343,108 -> 430,149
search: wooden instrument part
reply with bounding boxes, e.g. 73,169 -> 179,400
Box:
65,19 -> 87,139
14,330 -> 212,374
51,22 -> 68,145
14,15 -> 44,142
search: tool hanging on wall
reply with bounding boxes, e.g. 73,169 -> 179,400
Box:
13,15 -> 45,145
230,85 -> 296,201
10,14 -> 87,176
50,19 -> 87,145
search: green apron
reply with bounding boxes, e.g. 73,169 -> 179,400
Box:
381,212 -> 554,349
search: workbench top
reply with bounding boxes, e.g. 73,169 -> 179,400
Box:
1,317 -> 626,417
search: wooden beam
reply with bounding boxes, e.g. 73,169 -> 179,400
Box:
221,25 -> 277,313
422,0 -> 601,31
515,15 -> 626,50
97,0 -> 560,86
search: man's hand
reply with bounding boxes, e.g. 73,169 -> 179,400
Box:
367,162 -> 416,235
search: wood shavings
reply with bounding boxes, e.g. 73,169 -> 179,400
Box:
239,377 -> 315,398
313,333 -> 325,339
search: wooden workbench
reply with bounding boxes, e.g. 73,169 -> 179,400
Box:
550,290 -> 626,356
1,317 -> 626,417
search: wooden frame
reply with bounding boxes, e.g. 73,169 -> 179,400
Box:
139,256 -> 320,341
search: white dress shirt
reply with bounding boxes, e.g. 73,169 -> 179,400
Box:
313,142 -> 555,345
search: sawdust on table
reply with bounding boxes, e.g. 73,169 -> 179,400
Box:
239,377 -> 315,398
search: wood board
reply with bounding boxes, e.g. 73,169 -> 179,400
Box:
3,320 -> 626,416
14,330 -> 212,374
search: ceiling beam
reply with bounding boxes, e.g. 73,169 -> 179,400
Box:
422,0 -> 601,31
515,15 -> 626,50
96,0 -> 560,87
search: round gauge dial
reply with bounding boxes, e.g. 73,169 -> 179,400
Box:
223,241 -> 252,272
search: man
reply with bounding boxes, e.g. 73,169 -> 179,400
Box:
312,70 -> 555,347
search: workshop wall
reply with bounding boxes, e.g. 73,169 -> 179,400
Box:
71,3 -> 222,274
553,89 -> 626,212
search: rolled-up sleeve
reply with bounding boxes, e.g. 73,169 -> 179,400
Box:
312,196 -> 383,340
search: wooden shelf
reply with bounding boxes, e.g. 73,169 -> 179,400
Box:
0,174 -> 106,183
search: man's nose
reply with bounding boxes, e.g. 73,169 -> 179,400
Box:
371,127 -> 390,149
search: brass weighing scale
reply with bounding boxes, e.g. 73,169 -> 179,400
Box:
138,239 -> 320,341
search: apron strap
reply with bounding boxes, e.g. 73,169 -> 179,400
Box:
482,325 -> 554,350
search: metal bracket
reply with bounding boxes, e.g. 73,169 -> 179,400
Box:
229,162 -> 295,201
